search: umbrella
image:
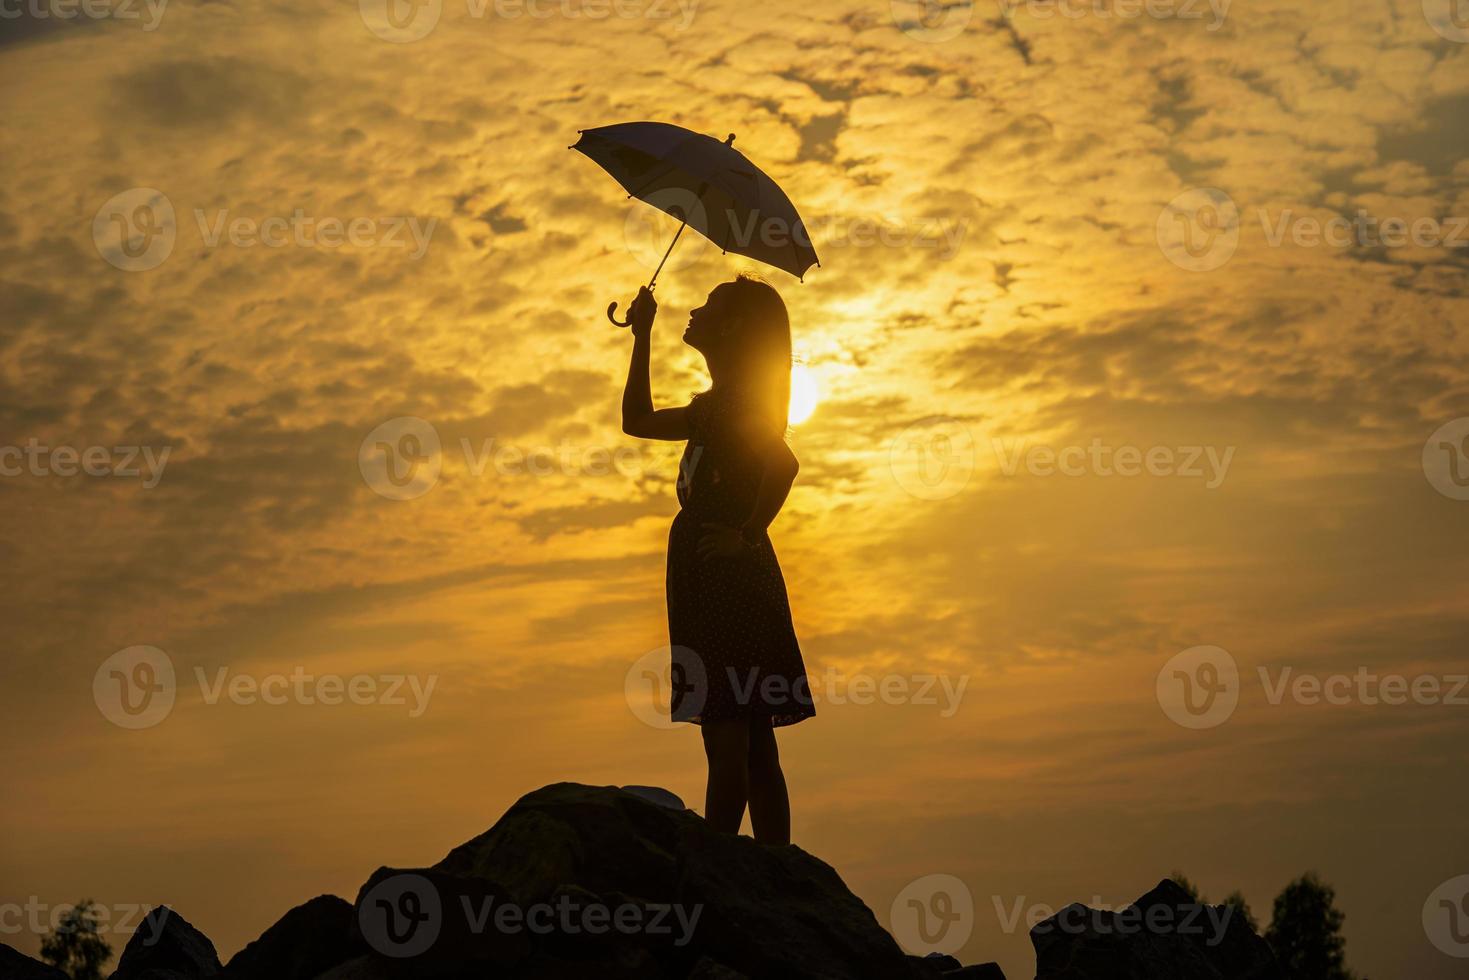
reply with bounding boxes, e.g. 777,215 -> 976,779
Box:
570,121 -> 819,326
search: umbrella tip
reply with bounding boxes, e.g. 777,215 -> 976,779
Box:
724,133 -> 735,146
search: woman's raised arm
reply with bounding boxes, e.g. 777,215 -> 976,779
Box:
620,286 -> 689,441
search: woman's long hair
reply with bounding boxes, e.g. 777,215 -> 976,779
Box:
718,274 -> 791,436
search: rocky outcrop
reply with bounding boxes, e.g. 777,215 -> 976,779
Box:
110,906 -> 220,979
221,895 -> 363,980
1030,879 -> 1284,980
351,781 -> 924,979
0,944 -> 68,980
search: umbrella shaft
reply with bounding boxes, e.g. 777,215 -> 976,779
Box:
648,219 -> 688,290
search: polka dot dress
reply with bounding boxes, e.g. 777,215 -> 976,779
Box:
666,388 -> 815,728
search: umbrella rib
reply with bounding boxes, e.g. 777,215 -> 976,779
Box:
625,159 -> 679,199
622,135 -> 699,199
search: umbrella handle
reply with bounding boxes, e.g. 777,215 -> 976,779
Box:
606,300 -> 634,327
602,279 -> 661,329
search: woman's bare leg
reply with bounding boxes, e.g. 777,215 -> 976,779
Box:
701,719 -> 750,834
746,716 -> 791,845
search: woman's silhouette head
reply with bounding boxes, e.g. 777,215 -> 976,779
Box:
684,275 -> 791,432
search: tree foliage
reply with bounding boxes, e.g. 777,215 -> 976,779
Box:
1265,873 -> 1354,980
39,899 -> 112,980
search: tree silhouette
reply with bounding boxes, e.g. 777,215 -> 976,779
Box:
1224,889 -> 1259,932
39,900 -> 112,980
1169,873 -> 1259,934
1169,870 -> 1204,902
1265,873 -> 1354,980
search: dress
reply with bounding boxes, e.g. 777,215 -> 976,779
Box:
665,388 -> 815,727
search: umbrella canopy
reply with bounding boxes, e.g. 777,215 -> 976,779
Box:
572,121 -> 820,284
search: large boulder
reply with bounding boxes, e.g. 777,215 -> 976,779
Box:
0,944 -> 68,980
348,782 -> 924,979
109,906 -> 220,979
222,895 -> 362,980
1031,879 -> 1284,980
347,864 -> 536,976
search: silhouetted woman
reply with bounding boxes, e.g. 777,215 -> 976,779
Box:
620,275 -> 815,846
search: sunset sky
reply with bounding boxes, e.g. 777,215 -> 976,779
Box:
3,1 -> 1468,977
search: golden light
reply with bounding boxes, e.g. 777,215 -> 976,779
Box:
789,363 -> 819,425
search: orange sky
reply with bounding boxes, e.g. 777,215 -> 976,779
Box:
2,2 -> 1468,977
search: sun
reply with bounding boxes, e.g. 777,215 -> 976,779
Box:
789,363 -> 819,425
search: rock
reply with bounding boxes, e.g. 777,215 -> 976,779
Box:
355,782 -> 923,979
673,818 -> 916,979
305,955 -> 390,980
685,955 -> 750,979
620,785 -> 688,811
0,943 -> 68,980
348,865 -> 534,973
908,952 -> 962,974
1031,879 -> 1284,980
110,906 -> 220,979
434,782 -> 684,910
222,895 -> 361,980
908,953 -> 1006,978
